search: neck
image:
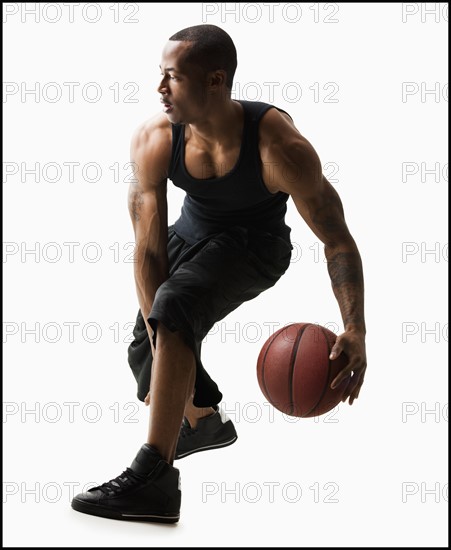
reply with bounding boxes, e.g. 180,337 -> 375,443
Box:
187,98 -> 242,146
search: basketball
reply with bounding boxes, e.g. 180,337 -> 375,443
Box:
256,323 -> 351,417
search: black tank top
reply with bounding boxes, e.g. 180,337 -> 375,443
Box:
168,100 -> 292,244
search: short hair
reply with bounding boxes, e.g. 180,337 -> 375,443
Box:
169,24 -> 237,90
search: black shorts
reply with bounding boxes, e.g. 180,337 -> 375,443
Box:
127,224 -> 292,407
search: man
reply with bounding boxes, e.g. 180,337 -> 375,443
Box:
71,24 -> 367,523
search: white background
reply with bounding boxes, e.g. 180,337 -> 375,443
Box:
3,2 -> 448,547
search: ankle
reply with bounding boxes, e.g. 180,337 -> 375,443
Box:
185,406 -> 216,429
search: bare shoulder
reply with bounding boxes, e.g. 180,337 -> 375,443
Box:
260,106 -> 319,164
259,106 -> 310,150
130,112 -> 172,181
259,106 -> 322,194
132,111 -> 172,143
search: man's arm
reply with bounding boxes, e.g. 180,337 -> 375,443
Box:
127,117 -> 172,348
261,110 -> 367,405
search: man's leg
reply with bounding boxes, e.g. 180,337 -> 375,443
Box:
183,399 -> 216,429
145,376 -> 215,430
71,326 -> 187,523
146,226 -> 292,460
142,323 -> 234,462
71,226 -> 292,521
130,225 -> 222,424
145,390 -> 215,429
146,322 -> 196,463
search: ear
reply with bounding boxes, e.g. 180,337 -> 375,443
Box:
206,69 -> 227,92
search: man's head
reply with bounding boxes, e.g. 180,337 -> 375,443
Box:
168,24 -> 237,90
158,25 -> 237,123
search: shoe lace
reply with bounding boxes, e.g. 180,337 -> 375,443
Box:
179,418 -> 198,439
91,467 -> 146,495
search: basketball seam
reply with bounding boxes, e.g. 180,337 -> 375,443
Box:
289,324 -> 310,416
304,325 -> 332,417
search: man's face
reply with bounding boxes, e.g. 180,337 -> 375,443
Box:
157,40 -> 208,124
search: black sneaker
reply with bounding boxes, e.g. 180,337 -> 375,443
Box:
71,444 -> 181,523
175,406 -> 238,460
